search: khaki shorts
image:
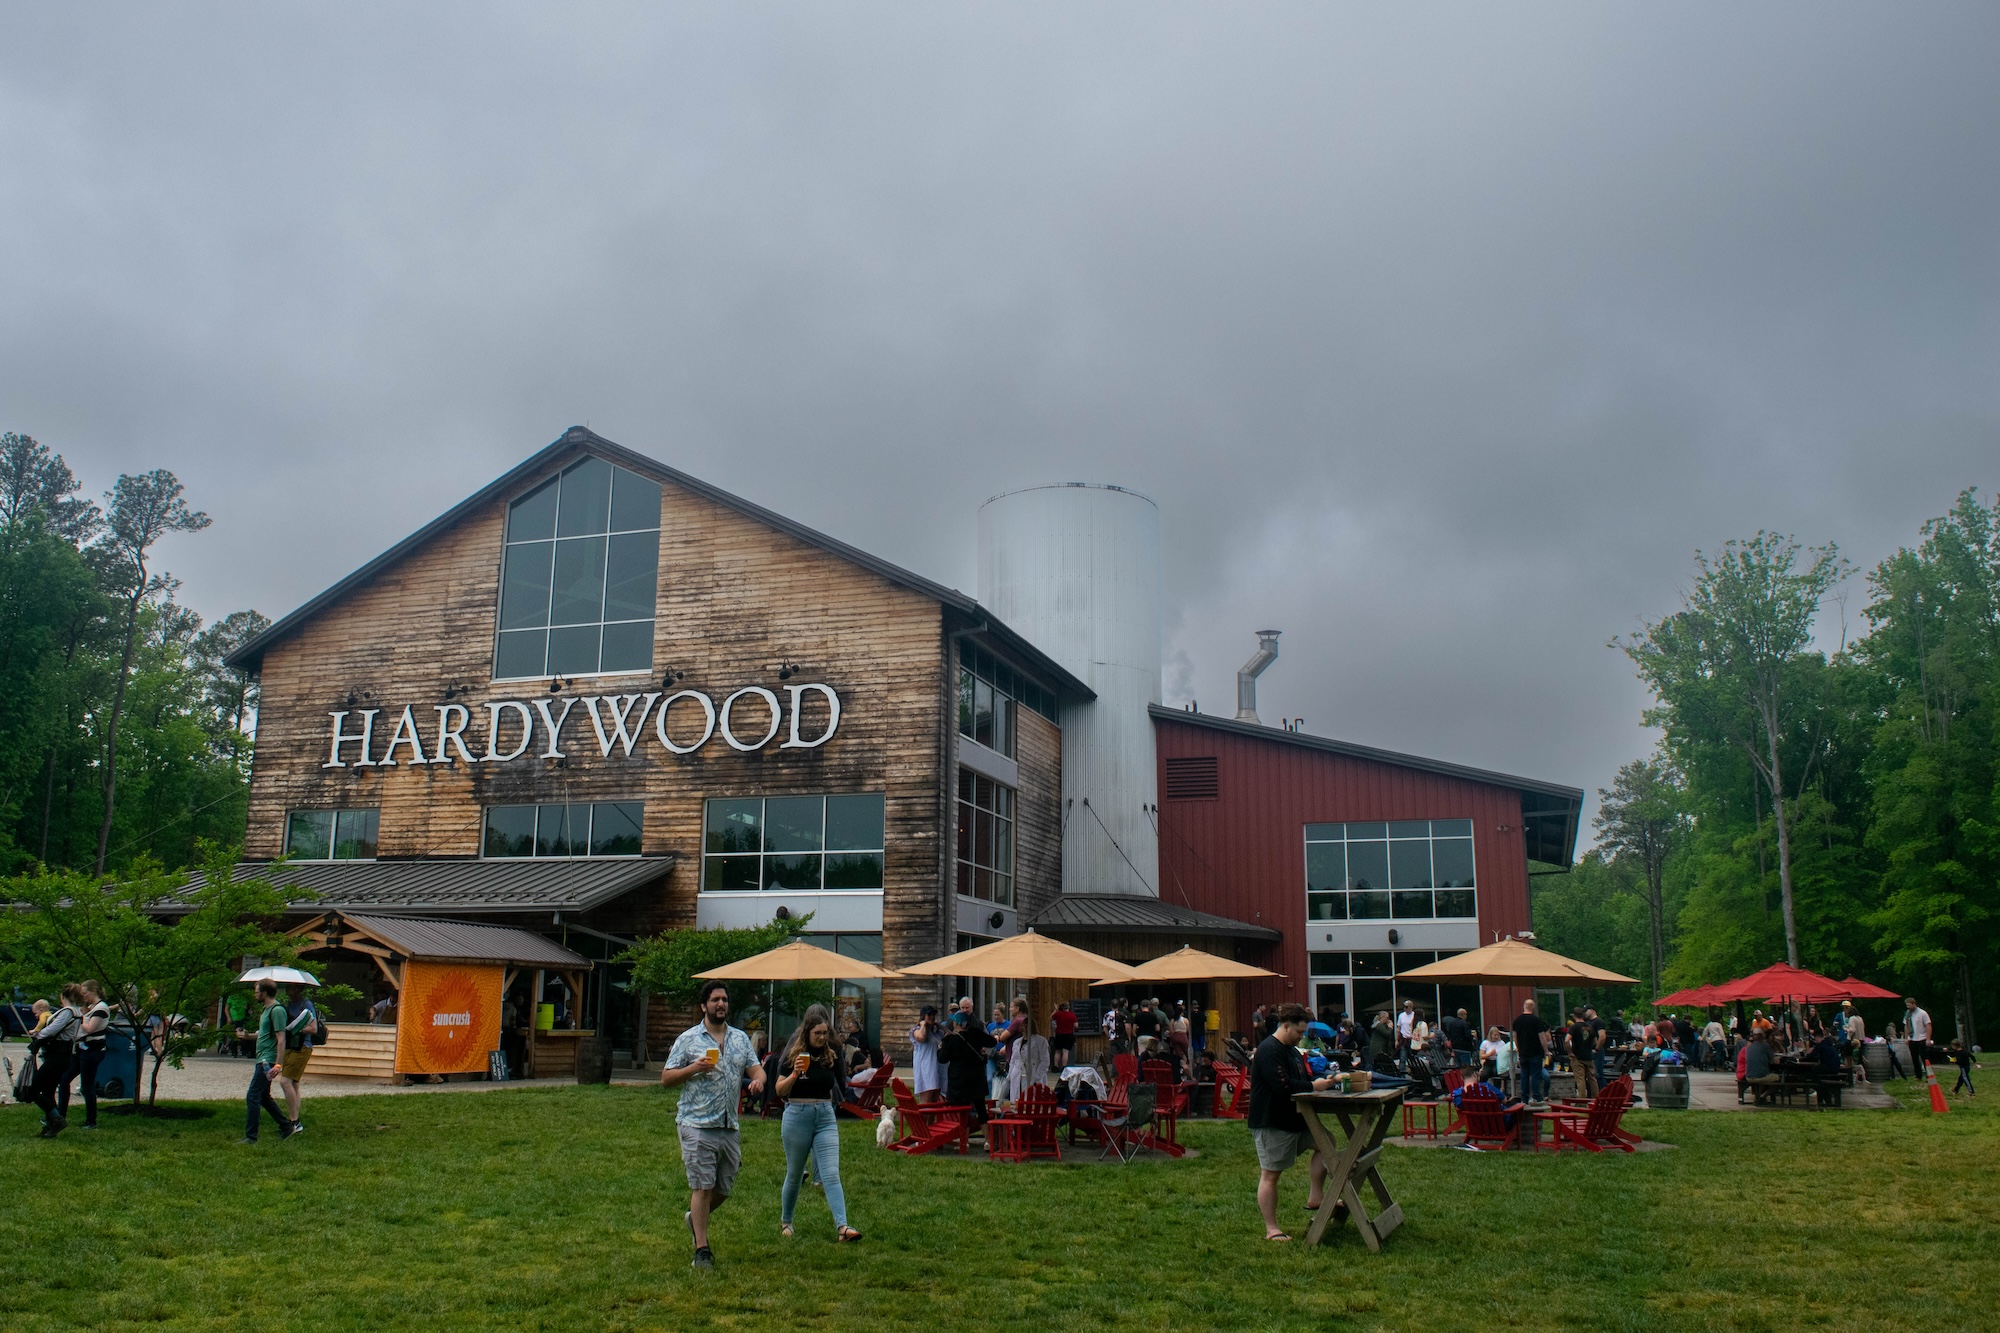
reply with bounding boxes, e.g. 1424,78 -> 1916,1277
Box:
678,1122 -> 742,1198
1252,1126 -> 1316,1172
280,1049 -> 311,1082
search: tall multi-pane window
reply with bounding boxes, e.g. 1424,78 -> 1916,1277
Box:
956,769 -> 1015,905
494,456 -> 662,680
483,801 -> 643,857
286,808 -> 379,860
1304,819 -> 1476,922
701,795 -> 886,891
957,643 -> 1058,759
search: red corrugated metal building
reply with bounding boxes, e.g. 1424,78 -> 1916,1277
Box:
1149,706 -> 1582,1038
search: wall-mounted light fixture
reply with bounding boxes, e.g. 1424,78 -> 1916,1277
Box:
777,661 -> 800,681
1387,928 -> 1401,946
774,905 -> 792,921
988,911 -> 1005,931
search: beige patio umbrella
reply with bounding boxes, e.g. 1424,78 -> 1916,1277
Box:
1393,937 -> 1639,986
693,938 -> 900,981
1091,945 -> 1280,984
898,929 -> 1140,981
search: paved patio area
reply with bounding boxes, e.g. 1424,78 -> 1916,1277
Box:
1,1048 -> 668,1105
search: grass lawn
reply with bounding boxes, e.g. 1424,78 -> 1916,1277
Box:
1,1072 -> 1994,1332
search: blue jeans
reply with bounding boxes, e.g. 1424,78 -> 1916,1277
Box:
246,1061 -> 289,1140
1520,1053 -> 1548,1101
780,1102 -> 848,1230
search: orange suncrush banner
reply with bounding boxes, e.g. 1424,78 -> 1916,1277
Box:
395,961 -> 504,1075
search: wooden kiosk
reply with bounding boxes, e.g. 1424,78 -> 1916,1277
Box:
291,912 -> 594,1082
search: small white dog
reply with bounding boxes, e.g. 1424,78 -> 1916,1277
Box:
876,1104 -> 899,1148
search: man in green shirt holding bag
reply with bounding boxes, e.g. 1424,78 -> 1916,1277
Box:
243,981 -> 298,1143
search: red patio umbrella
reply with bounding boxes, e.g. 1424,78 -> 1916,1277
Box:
1711,962 -> 1850,1005
1837,976 -> 1900,1001
1654,987 -> 1706,1006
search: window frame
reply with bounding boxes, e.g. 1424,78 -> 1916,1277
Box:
480,801 -> 646,859
697,794 -> 887,893
492,458 -> 662,683
1301,819 -> 1477,923
954,767 -> 1016,907
284,807 -> 380,861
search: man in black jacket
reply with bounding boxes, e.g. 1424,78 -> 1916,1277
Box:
1250,1002 -> 1336,1242
1439,1009 -> 1475,1069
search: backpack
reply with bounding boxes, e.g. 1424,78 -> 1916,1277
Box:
286,1002 -> 330,1051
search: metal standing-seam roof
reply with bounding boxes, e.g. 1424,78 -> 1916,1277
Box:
172,856 -> 676,917
330,913 -> 593,969
1029,894 -> 1282,942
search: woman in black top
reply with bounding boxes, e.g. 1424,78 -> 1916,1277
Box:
30,984 -> 85,1137
773,1005 -> 861,1242
939,1013 -> 995,1125
61,981 -> 112,1129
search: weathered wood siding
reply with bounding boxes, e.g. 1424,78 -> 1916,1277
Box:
245,443 -> 950,1034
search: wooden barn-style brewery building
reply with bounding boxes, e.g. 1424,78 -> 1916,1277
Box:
217,426 -> 1579,1076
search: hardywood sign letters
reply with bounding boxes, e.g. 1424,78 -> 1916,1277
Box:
323,682 -> 841,767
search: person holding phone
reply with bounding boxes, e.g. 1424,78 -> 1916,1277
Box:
662,979 -> 765,1270
773,1004 -> 862,1243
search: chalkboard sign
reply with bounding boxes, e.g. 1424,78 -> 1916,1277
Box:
1067,998 -> 1104,1030
488,1049 -> 510,1082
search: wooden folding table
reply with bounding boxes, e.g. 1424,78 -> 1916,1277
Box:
1293,1088 -> 1407,1251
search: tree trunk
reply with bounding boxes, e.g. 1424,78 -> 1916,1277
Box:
93,590 -> 143,875
1647,866 -> 1665,1002
1766,732 -> 1800,967
1955,956 -> 1977,1049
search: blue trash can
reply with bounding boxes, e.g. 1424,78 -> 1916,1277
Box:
94,1023 -> 143,1101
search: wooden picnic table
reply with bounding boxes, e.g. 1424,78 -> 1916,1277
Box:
1293,1088 -> 1407,1252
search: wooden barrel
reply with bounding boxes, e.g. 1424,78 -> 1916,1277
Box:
1645,1065 -> 1690,1109
1862,1043 -> 1892,1081
575,1034 -> 613,1084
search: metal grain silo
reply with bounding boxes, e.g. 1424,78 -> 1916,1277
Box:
978,483 -> 1161,898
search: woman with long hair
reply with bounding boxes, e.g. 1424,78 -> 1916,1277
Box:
773,1005 -> 861,1243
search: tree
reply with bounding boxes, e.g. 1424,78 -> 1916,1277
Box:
0,845 -> 301,1106
1855,489 -> 1999,1045
1593,757 -> 1687,1000
618,914 -> 821,1034
91,471 -> 211,874
1619,532 -> 1848,967
0,432 -> 101,543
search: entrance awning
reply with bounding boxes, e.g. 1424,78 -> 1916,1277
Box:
292,913 -> 592,970
1027,894 -> 1281,943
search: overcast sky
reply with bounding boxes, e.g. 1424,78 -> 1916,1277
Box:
5,5 -> 1997,841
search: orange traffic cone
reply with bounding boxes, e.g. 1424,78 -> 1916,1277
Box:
1925,1063 -> 1949,1114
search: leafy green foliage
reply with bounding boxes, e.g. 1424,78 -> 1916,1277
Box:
0,432 -> 254,875
617,913 -> 816,1011
1596,492 -> 1999,1042
0,844 -> 302,1104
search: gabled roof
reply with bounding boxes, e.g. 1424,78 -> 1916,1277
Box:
175,855 -> 677,917
298,912 -> 592,969
1029,893 -> 1282,942
224,426 -> 1092,701
1150,705 -> 1583,867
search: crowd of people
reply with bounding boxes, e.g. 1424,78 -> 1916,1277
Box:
12,977 -> 324,1141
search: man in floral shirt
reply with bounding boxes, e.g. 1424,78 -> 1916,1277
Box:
663,979 -> 765,1270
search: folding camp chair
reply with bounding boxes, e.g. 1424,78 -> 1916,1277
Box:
1098,1082 -> 1158,1163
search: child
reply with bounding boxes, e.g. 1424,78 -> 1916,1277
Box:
1946,1039 -> 1976,1096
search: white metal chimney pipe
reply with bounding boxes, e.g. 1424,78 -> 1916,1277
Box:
1235,630 -> 1281,722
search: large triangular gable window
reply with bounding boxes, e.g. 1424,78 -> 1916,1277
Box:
493,456 -> 662,680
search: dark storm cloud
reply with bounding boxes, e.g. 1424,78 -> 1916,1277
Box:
4,4 -> 1997,831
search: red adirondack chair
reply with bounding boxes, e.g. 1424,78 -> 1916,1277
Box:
1140,1058 -> 1192,1118
1456,1088 -> 1526,1151
837,1061 -> 894,1118
1111,1054 -> 1138,1097
1211,1062 -> 1249,1119
888,1079 -> 971,1156
1016,1083 -> 1064,1159
1534,1080 -> 1639,1153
